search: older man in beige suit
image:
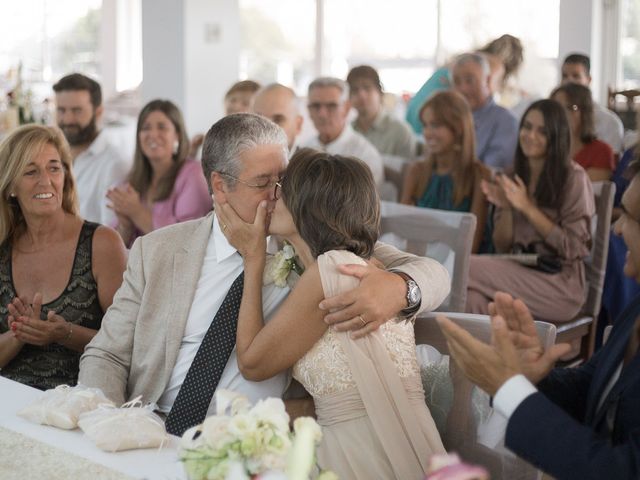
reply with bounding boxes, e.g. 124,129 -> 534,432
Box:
79,113 -> 450,435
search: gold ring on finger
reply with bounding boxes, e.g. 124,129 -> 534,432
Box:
358,314 -> 367,327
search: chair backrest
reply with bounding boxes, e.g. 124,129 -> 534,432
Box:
582,181 -> 615,317
553,181 -> 614,363
415,311 -> 550,480
379,201 -> 476,312
415,311 -> 557,353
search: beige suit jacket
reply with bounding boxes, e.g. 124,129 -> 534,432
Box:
79,212 -> 450,405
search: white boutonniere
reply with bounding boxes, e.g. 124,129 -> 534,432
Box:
263,242 -> 304,288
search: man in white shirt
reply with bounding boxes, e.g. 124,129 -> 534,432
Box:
80,113 -> 450,435
303,77 -> 384,186
437,162 -> 640,479
53,74 -> 129,225
561,53 -> 625,153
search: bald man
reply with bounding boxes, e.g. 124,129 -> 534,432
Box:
252,83 -> 303,153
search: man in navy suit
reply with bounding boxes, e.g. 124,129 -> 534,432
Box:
438,160 -> 640,479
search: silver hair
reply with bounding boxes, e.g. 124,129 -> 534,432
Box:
201,113 -> 288,192
453,52 -> 491,77
308,77 -> 349,104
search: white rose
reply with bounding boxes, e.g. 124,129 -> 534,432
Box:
228,413 -> 258,438
249,398 -> 290,433
201,415 -> 233,449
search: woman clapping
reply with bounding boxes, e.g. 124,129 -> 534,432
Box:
0,125 -> 126,390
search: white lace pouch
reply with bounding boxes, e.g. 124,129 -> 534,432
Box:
78,397 -> 168,452
17,384 -> 114,430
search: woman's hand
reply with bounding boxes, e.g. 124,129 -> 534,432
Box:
8,294 -> 71,346
481,178 -> 509,208
499,175 -> 533,213
106,184 -> 145,219
215,199 -> 268,264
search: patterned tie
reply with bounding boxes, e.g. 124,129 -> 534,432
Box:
165,272 -> 244,436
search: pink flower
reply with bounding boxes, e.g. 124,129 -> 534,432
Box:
425,453 -> 489,480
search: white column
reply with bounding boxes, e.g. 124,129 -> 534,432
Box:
100,0 -> 118,101
141,0 -> 240,136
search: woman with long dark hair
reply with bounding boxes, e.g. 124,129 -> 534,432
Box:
551,83 -> 615,182
465,99 -> 595,322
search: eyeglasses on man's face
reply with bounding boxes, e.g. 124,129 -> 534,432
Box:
218,172 -> 283,199
307,102 -> 340,113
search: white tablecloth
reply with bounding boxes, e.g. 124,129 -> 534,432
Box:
0,377 -> 186,479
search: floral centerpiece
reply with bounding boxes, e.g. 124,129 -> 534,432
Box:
179,390 -> 335,480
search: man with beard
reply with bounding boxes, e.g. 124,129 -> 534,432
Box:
53,73 -> 129,224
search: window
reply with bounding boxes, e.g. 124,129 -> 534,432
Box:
621,0 -> 640,89
239,0 -> 316,94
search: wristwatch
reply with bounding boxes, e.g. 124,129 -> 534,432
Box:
405,278 -> 421,309
394,271 -> 422,311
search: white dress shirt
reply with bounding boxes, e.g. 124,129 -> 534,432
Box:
73,131 -> 130,225
494,365 -> 624,424
157,216 -> 290,415
594,102 -> 624,153
303,124 -> 384,186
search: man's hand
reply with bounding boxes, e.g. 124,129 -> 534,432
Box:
437,314 -> 521,397
489,292 -> 571,384
319,264 -> 407,339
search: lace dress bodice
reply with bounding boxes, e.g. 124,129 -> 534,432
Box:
292,251 -> 420,397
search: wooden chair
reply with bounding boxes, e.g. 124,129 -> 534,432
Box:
379,201 -> 476,312
555,181 -> 615,363
415,311 -> 555,480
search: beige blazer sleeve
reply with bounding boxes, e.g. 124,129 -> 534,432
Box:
372,241 -> 450,313
79,237 -> 146,405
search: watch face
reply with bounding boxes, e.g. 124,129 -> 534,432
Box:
408,281 -> 420,306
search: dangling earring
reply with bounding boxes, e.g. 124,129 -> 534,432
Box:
173,140 -> 179,155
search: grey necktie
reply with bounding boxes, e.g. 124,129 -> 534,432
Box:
165,272 -> 244,436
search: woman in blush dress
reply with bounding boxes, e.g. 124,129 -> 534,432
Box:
107,99 -> 211,247
217,148 -> 445,480
466,99 -> 595,322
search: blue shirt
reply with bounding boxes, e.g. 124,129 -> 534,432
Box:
473,97 -> 518,171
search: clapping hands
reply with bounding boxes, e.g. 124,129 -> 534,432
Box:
7,293 -> 70,346
106,183 -> 144,219
437,292 -> 572,396
481,174 -> 532,213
